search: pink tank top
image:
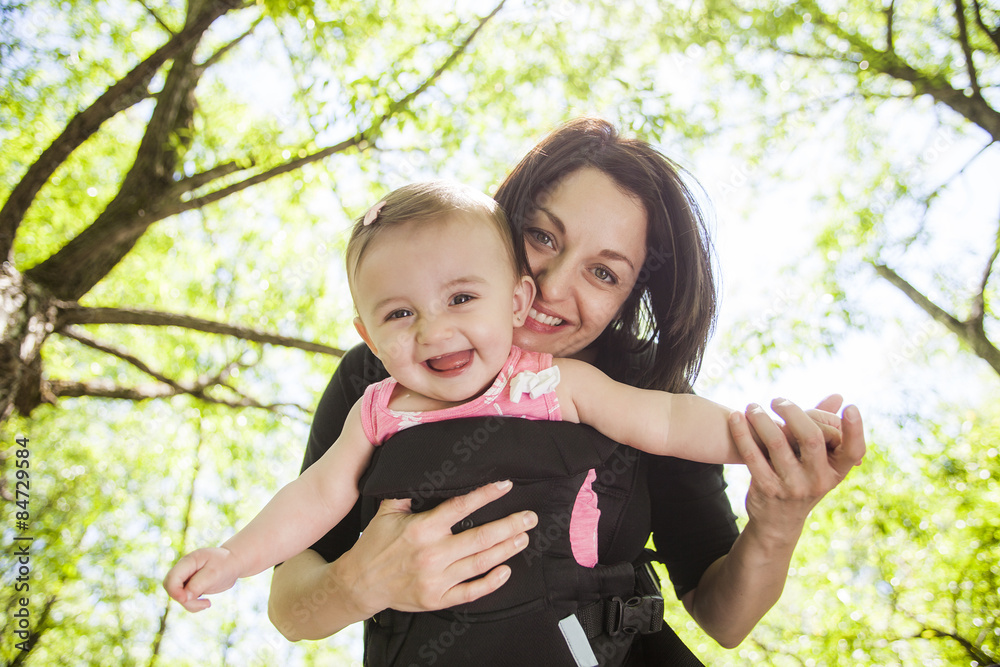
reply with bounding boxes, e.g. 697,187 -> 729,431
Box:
360,346 -> 601,567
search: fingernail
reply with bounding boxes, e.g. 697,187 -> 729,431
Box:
844,405 -> 859,423
522,511 -> 536,527
498,567 -> 511,583
748,403 -> 762,412
514,534 -> 529,549
495,480 -> 512,491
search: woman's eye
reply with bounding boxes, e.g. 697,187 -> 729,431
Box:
527,228 -> 554,248
451,294 -> 474,306
593,266 -> 617,284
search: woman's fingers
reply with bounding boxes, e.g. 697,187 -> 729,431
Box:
426,480 -> 516,530
832,404 -> 866,475
730,411 -> 776,479
745,402 -> 803,477
430,481 -> 537,586
444,509 -> 536,580
770,398 -> 829,471
363,481 -> 532,612
438,526 -> 536,608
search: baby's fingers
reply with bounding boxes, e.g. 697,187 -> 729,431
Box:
179,593 -> 213,613
163,553 -> 200,601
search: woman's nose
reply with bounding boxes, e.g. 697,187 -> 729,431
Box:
534,256 -> 573,302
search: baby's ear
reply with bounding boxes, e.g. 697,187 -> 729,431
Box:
512,275 -> 536,327
354,317 -> 378,356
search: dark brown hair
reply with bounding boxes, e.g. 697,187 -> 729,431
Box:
494,118 -> 717,392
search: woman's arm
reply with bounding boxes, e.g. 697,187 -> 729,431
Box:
681,397 -> 866,648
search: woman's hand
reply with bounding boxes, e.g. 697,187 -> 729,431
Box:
684,396 -> 865,648
344,480 -> 538,615
268,480 -> 537,641
733,395 -> 865,543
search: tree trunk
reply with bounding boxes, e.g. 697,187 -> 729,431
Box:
1,264 -> 58,419
25,7 -> 206,300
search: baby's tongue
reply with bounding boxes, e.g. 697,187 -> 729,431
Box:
426,350 -> 472,372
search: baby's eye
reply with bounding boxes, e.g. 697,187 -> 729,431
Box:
386,309 -> 413,320
451,294 -> 474,306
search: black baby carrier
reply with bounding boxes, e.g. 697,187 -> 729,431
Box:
358,416 -> 701,667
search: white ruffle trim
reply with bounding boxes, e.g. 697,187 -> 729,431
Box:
509,365 -> 560,403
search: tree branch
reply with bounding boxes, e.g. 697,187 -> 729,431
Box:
52,329 -> 314,414
954,0 -> 983,98
0,0 -> 243,263
168,160 -> 253,198
135,0 -> 176,36
7,596 -> 58,667
158,135 -> 363,217
970,213 -> 1000,325
159,0 -> 508,213
799,0 -> 1000,142
55,304 -> 345,357
19,0 -> 502,300
971,0 -> 1000,52
151,420 -> 206,666
375,0 -> 507,134
911,625 -> 996,664
886,0 -> 895,53
872,262 -> 964,333
58,327 -> 187,391
47,378 -> 310,413
873,261 -> 1000,376
198,13 -> 263,71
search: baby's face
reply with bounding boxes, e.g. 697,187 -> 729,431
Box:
353,214 -> 532,406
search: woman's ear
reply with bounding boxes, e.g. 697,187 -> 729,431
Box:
512,275 -> 536,327
354,317 -> 378,356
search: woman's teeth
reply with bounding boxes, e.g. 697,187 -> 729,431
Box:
529,308 -> 564,326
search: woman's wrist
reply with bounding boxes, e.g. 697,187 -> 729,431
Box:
269,549 -> 372,642
324,547 -> 383,622
740,511 -> 806,557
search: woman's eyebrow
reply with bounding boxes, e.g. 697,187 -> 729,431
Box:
538,206 -> 636,272
537,206 -> 566,236
598,249 -> 635,272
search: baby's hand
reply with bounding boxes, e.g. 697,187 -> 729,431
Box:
163,547 -> 242,613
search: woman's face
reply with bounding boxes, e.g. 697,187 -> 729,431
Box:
513,167 -> 648,360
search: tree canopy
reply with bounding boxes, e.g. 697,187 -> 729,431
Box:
1,0 -> 997,664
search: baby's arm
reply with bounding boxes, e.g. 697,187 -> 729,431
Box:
553,358 -> 744,464
163,400 -> 374,612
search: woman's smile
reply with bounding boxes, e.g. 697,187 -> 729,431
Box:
513,167 -> 648,360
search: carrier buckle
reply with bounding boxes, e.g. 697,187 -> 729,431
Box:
606,594 -> 663,636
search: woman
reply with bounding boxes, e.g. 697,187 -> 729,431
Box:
267,118 -> 866,662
